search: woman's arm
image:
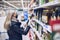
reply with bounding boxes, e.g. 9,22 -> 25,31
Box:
11,22 -> 30,35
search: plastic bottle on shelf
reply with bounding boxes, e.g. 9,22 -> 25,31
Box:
51,11 -> 56,21
55,7 -> 60,20
39,0 -> 42,5
57,14 -> 60,20
53,11 -> 56,20
39,0 -> 45,5
49,0 -> 54,2
45,0 -> 49,3
54,0 -> 60,2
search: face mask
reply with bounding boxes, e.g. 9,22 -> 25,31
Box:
15,15 -> 18,18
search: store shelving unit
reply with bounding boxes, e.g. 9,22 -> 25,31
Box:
32,1 -> 60,40
33,1 -> 60,9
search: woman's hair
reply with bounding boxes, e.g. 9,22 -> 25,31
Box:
4,12 -> 18,30
4,13 -> 12,30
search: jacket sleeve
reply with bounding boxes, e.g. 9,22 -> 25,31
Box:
11,23 -> 30,35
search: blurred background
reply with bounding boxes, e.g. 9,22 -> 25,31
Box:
0,0 -> 60,40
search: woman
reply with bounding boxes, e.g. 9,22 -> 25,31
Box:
4,12 -> 31,40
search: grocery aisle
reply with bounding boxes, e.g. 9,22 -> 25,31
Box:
0,0 -> 60,40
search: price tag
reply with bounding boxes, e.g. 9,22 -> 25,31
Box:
43,25 -> 52,33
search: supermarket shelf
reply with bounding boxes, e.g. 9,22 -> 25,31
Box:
33,1 -> 60,9
32,19 -> 52,33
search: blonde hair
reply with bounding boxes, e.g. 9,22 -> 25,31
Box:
4,13 -> 12,30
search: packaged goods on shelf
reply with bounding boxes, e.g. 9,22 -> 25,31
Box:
39,0 -> 54,5
45,0 -> 49,3
39,0 -> 45,5
54,0 -> 60,2
49,0 -> 54,2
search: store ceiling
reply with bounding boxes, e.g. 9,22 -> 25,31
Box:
0,0 -> 31,10
6,0 -> 20,1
